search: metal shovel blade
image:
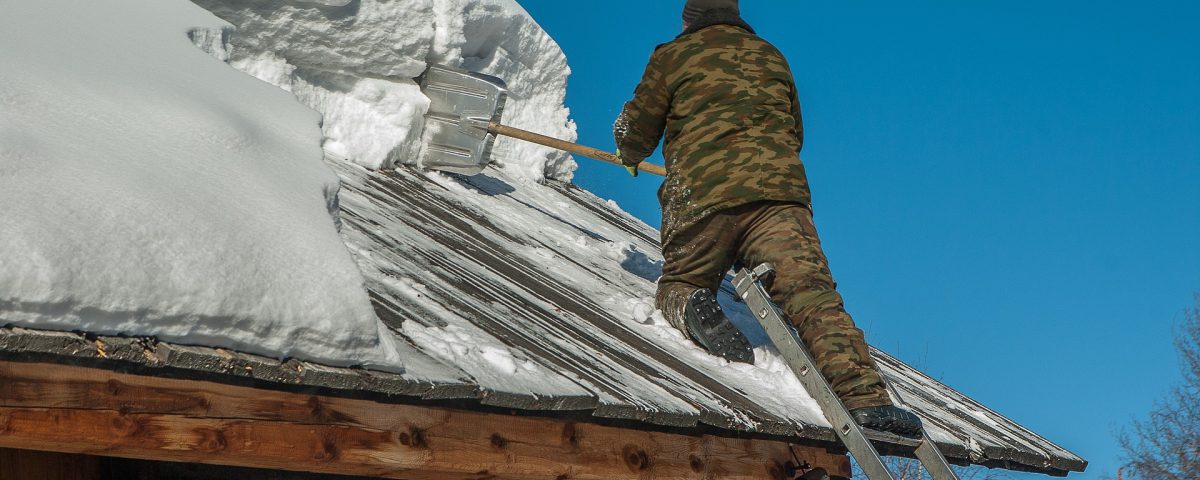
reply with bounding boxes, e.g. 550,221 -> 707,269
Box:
416,64 -> 508,175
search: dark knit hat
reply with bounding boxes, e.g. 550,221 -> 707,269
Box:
682,0 -> 739,24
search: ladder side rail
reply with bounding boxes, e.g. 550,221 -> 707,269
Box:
734,265 -> 895,480
915,438 -> 960,480
882,378 -> 960,480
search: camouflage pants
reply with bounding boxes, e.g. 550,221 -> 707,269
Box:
658,201 -> 891,410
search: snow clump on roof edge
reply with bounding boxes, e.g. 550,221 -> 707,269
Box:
0,0 -> 404,371
191,0 -> 579,183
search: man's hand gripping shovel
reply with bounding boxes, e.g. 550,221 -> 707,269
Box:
416,64 -> 665,177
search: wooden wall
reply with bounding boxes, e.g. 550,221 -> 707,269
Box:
0,361 -> 852,479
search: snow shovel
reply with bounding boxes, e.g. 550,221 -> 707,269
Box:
417,64 -> 666,177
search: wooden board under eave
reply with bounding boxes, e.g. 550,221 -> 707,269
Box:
0,361 -> 851,480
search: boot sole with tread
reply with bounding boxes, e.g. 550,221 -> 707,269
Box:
684,289 -> 754,364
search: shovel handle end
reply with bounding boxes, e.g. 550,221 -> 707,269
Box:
635,162 -> 667,177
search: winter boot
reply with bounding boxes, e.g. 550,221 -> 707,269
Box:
849,404 -> 923,438
682,288 -> 754,364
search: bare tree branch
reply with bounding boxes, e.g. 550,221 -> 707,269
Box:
1116,294 -> 1200,479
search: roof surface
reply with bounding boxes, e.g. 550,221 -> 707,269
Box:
0,160 -> 1086,476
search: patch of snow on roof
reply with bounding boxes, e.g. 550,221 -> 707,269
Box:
193,0 -> 577,183
0,0 -> 403,371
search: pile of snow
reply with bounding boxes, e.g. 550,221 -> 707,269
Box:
0,0 -> 403,370
192,0 -> 578,182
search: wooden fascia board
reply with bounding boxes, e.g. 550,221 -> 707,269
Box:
0,361 -> 850,479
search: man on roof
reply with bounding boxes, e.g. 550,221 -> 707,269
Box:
614,0 -> 922,436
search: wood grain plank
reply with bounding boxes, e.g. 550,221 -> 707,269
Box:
0,361 -> 850,479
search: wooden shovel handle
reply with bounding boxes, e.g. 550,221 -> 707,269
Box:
488,122 -> 667,177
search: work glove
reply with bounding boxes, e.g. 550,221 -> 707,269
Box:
616,149 -> 638,177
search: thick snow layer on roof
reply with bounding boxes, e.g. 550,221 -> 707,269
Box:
0,0 -> 403,370
192,0 -> 577,183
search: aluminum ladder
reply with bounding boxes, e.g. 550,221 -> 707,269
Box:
733,263 -> 959,480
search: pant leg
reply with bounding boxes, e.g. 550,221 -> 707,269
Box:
736,202 -> 892,410
657,209 -> 741,330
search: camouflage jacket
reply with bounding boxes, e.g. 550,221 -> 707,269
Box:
614,20 -> 810,244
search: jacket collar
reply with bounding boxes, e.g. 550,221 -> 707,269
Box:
678,8 -> 755,38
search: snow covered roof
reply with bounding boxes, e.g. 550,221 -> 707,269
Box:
333,161 -> 1088,476
0,158 -> 1085,475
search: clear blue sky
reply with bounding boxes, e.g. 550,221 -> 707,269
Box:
521,1 -> 1199,478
